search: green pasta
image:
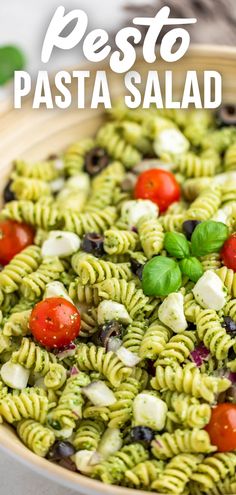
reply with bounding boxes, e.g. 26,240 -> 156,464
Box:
1,106 -> 236,495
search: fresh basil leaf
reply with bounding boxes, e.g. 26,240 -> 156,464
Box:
0,45 -> 25,86
191,220 -> 228,257
142,256 -> 182,296
164,232 -> 190,259
179,257 -> 203,282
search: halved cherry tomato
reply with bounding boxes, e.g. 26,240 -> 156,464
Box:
30,297 -> 81,349
221,233 -> 236,271
0,220 -> 35,265
134,169 -> 180,213
205,403 -> 236,452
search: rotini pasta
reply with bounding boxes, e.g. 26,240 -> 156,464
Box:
1,107 -> 236,495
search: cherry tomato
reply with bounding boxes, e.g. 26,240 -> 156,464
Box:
221,233 -> 236,271
205,403 -> 236,452
134,169 -> 180,213
0,220 -> 35,265
30,297 -> 81,349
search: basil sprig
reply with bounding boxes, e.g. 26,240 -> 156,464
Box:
164,232 -> 190,259
142,256 -> 182,296
191,221 -> 228,257
179,257 -> 203,282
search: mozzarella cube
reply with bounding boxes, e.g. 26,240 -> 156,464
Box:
82,381 -> 117,407
212,208 -> 228,224
1,362 -> 30,390
54,427 -> 73,439
122,199 -> 158,228
73,450 -> 95,474
50,177 -> 65,193
66,173 -> 90,192
44,281 -> 73,303
158,292 -> 187,333
98,428 -> 122,459
97,300 -> 132,325
192,270 -> 227,310
42,231 -> 80,258
154,129 -> 190,157
133,393 -> 167,430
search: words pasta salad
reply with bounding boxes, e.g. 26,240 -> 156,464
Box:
1,105 -> 236,494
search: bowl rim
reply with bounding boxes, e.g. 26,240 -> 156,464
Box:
0,42 -> 236,494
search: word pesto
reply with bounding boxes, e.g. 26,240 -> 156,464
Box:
13,6 -> 222,109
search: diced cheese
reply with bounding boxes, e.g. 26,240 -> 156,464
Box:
1,362 -> 30,390
97,300 -> 132,325
158,292 -> 187,333
192,270 -> 227,310
73,450 -> 95,474
122,199 -> 158,228
98,428 -> 122,459
116,347 -> 141,367
211,208 -> 228,224
44,281 -> 73,303
212,172 -> 236,186
66,173 -> 90,192
154,129 -> 190,157
82,381 -> 117,407
50,177 -> 65,193
54,427 -> 73,439
133,393 -> 167,430
41,230 -> 80,258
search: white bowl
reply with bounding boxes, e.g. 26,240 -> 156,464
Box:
0,45 -> 236,494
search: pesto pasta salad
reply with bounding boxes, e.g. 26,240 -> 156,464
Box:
1,105 -> 236,495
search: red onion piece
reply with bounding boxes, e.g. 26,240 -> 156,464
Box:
190,344 -> 210,367
70,366 -> 79,376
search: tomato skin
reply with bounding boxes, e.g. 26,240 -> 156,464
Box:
205,403 -> 236,452
0,220 -> 34,265
221,233 -> 236,271
134,169 -> 180,213
30,297 -> 81,349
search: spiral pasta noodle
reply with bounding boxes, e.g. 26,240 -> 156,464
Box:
151,363 -> 230,403
96,123 -> 141,169
94,443 -> 148,484
20,256 -> 64,300
11,177 -> 51,201
108,377 -> 141,428
76,344 -> 132,387
196,309 -> 235,360
15,159 -> 61,181
125,460 -> 164,488
97,278 -> 154,319
155,331 -> 197,366
152,454 -> 202,494
12,338 -> 56,375
17,419 -> 55,457
139,321 -> 171,360
0,388 -> 49,424
47,373 -> 90,431
151,429 -> 216,459
0,245 -> 41,293
190,453 -> 236,492
137,215 -> 164,259
72,254 -> 132,285
104,230 -> 140,255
